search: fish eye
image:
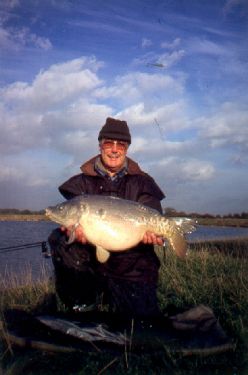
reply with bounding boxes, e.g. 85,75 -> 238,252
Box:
96,208 -> 105,217
80,204 -> 87,211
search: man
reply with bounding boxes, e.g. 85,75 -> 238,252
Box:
49,117 -> 165,319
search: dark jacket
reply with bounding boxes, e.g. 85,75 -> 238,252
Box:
56,155 -> 165,284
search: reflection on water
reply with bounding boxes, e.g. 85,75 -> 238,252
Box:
0,221 -> 248,284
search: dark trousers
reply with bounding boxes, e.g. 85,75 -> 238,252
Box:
48,228 -> 161,318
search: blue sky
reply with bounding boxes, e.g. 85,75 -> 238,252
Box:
0,0 -> 247,214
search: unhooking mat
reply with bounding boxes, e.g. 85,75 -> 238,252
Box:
1,305 -> 235,356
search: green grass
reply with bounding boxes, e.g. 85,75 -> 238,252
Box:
157,246 -> 248,331
196,217 -> 248,227
0,263 -> 53,312
1,243 -> 248,374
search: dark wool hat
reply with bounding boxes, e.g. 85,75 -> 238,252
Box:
98,117 -> 131,144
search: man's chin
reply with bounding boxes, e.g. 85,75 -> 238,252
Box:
108,165 -> 121,172
106,159 -> 121,168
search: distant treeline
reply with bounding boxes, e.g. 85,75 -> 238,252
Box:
0,208 -> 45,215
163,207 -> 248,219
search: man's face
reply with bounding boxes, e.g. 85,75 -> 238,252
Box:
100,139 -> 129,173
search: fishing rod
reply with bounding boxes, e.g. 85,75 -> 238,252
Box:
0,241 -> 43,251
0,241 -> 51,257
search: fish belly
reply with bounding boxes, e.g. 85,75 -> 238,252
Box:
80,216 -> 145,251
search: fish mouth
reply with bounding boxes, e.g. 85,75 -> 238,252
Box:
45,208 -> 63,225
45,208 -> 52,217
45,208 -> 54,220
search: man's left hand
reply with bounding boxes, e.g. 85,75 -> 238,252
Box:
142,231 -> 164,246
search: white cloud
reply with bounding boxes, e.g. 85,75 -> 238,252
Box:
0,27 -> 15,49
161,38 -> 181,50
141,38 -> 152,48
157,157 -> 215,181
0,56 -> 191,164
133,47 -> 185,69
94,71 -> 185,103
117,100 -> 189,131
0,26 -> 52,51
30,33 -> 52,50
156,50 -> 185,68
0,163 -> 50,187
0,0 -> 19,10
181,160 -> 215,181
188,37 -> 230,56
0,165 -> 23,182
198,102 -> 248,151
0,57 -> 108,156
129,137 -> 193,164
1,57 -> 103,111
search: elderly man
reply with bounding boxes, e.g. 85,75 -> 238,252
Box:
49,117 -> 165,318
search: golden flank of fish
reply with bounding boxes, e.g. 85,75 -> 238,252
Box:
45,195 -> 196,263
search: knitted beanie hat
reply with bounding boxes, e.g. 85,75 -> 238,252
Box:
98,117 -> 131,144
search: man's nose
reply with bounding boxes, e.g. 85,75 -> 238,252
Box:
112,143 -> 118,152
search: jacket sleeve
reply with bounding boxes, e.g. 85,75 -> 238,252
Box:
58,174 -> 86,200
137,175 -> 165,214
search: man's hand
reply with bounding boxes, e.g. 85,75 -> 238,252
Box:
61,224 -> 88,244
142,231 -> 164,246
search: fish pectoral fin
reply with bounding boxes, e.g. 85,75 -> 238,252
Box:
66,224 -> 79,244
96,246 -> 110,263
67,231 -> 75,244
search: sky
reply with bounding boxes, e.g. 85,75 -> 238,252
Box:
0,0 -> 248,215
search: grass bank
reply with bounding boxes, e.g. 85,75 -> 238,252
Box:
0,214 -> 47,222
196,217 -> 248,228
0,243 -> 248,374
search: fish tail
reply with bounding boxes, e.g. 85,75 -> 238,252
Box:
167,230 -> 188,258
160,217 -> 196,258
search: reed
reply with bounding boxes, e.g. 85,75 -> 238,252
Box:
0,242 -> 248,374
0,263 -> 53,312
157,245 -> 248,334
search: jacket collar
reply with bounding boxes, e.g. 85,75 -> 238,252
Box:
80,155 -> 146,176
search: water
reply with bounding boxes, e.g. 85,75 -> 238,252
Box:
0,221 -> 248,283
0,221 -> 57,284
187,225 -> 248,242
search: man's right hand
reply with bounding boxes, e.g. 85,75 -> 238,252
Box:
142,231 -> 164,246
61,224 -> 88,244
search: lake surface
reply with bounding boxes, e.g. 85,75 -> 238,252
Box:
186,224 -> 248,242
0,221 -> 248,284
0,221 -> 57,285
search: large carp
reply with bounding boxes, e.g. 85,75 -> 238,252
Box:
46,195 -> 196,263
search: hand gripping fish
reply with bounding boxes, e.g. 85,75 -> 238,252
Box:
45,195 -> 196,263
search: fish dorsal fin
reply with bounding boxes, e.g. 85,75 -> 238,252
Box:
96,246 -> 110,263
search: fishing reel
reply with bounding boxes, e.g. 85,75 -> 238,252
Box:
41,241 -> 51,258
